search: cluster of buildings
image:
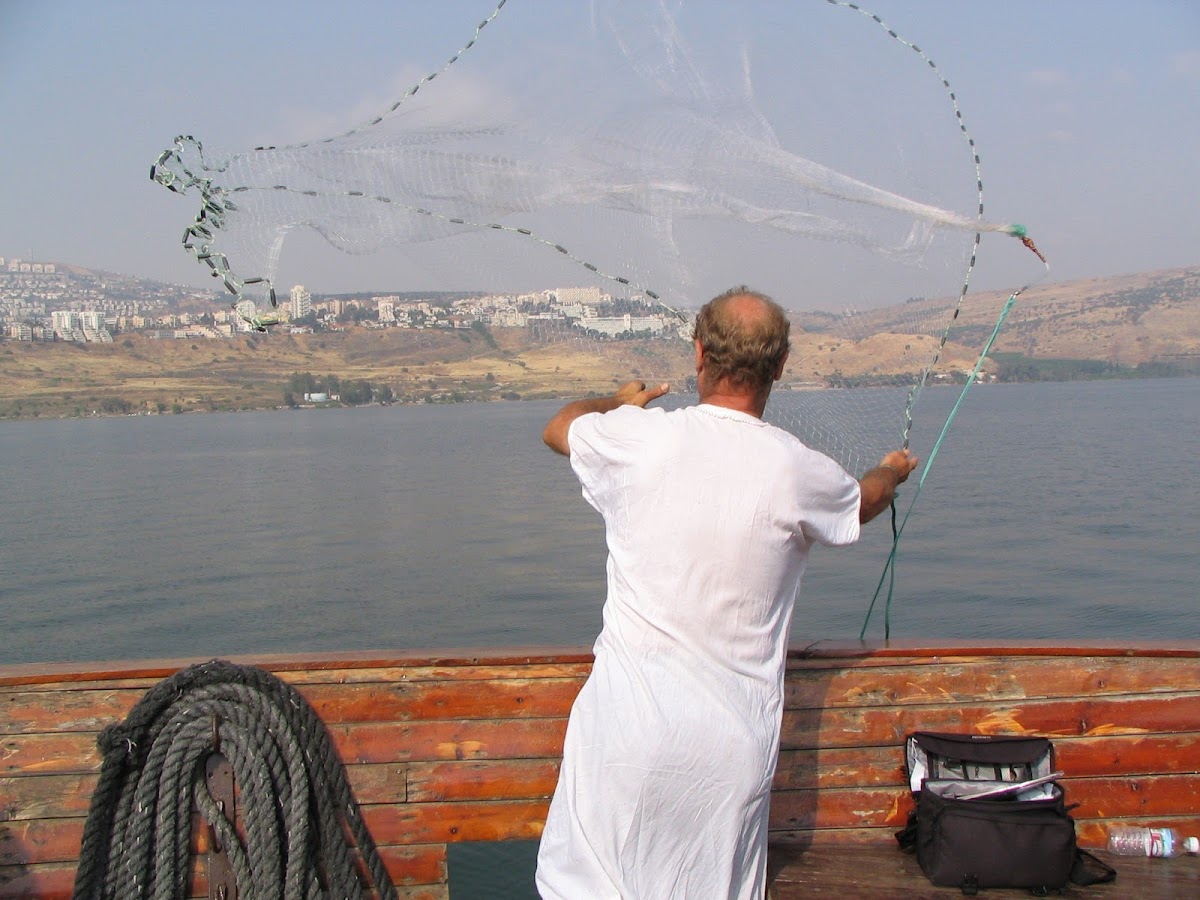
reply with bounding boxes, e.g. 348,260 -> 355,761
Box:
1,258 -> 188,342
292,284 -> 689,339
1,257 -> 689,343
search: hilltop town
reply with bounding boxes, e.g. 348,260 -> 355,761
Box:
0,257 -> 687,344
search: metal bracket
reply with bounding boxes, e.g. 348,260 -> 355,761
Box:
205,745 -> 237,900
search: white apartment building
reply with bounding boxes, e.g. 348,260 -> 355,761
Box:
553,286 -> 604,306
51,310 -> 79,333
581,314 -> 667,337
290,285 -> 312,320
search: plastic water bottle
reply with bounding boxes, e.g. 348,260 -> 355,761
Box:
1107,826 -> 1200,857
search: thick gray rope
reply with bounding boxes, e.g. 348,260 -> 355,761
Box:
73,659 -> 397,900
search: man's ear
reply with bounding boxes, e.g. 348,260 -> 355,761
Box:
773,351 -> 789,382
694,339 -> 705,373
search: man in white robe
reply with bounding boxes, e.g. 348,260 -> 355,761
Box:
536,287 -> 917,899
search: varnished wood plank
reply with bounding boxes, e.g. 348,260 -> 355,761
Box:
0,759 -> 555,824
0,733 -> 102,777
1052,732 -> 1200,778
785,655 -> 1200,709
0,676 -> 584,735
770,785 -> 910,831
405,759 -> 560,803
0,818 -> 84,867
773,746 -> 906,791
330,718 -> 569,765
379,843 -> 447,887
1066,773 -> 1200,819
0,662 -> 594,698
778,693 -> 1200,750
1,690 -> 139,735
3,716 -> 571,779
346,762 -> 409,805
0,773 -> 97,820
364,799 -> 548,845
5,813 -> 225,867
299,678 -> 584,724
768,826 -> 899,845
0,859 -> 75,900
280,661 -> 593,686
348,758 -> 567,806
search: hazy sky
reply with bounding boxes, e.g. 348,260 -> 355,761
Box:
1,1 -> 1197,310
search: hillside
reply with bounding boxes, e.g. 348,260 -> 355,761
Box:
807,266 -> 1200,370
1,265 -> 1197,419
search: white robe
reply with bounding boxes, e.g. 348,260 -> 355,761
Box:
536,403 -> 861,899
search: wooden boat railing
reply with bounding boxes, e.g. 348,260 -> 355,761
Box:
2,640 -> 1199,898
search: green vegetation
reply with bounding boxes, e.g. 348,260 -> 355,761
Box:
471,320 -> 499,349
987,353 -> 1194,382
283,372 -> 394,407
824,372 -> 925,389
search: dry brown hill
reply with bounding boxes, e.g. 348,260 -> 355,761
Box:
835,266 -> 1200,369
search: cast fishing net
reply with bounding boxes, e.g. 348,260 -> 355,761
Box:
153,0 -> 1045,520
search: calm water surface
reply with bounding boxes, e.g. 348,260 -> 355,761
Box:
1,378 -> 1196,665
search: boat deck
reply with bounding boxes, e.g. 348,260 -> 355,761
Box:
767,843 -> 1200,897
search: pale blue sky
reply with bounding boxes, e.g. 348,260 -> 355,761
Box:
1,1 -> 1197,309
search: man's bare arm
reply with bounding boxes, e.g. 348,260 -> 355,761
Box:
859,449 -> 919,523
542,381 -> 670,456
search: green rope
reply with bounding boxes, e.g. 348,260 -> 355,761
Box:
859,287 -> 1021,639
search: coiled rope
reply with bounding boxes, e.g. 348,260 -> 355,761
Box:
73,659 -> 397,900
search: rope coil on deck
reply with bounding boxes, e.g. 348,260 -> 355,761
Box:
73,659 -> 397,900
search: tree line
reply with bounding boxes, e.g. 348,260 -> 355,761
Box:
283,372 -> 394,407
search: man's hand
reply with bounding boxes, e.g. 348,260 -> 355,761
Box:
542,381 -> 670,456
613,380 -> 671,408
878,448 -> 919,483
859,448 -> 919,523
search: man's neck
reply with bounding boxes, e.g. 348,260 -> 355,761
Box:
699,385 -> 769,419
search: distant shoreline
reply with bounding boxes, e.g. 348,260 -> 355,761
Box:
4,263 -> 1197,420
1,358 -> 1193,423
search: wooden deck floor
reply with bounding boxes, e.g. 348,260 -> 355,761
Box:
767,844 -> 1200,898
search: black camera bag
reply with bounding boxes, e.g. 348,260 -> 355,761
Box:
896,732 -> 1116,895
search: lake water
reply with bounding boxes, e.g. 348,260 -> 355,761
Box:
1,378 -> 1197,666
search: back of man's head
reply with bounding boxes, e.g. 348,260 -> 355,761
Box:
693,286 -> 791,394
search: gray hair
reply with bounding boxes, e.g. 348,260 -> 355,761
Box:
692,286 -> 790,393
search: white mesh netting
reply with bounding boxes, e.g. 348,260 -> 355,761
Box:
152,0 -> 1043,476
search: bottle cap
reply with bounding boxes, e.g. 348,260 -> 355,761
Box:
1185,836 -> 1200,854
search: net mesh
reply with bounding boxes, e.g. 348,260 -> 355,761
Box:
152,0 -> 1040,477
